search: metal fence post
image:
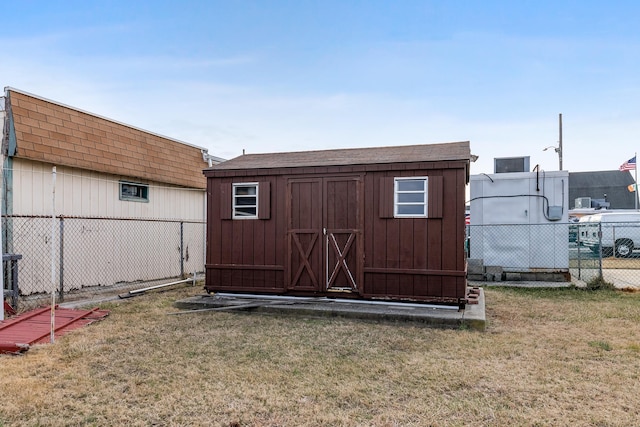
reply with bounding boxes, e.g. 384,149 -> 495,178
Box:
180,221 -> 184,279
576,223 -> 582,280
612,225 -> 616,258
598,222 -> 603,279
58,216 -> 64,302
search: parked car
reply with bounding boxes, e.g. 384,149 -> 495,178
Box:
578,212 -> 640,258
568,216 -> 579,243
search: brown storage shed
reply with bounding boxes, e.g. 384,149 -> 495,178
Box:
204,141 -> 471,305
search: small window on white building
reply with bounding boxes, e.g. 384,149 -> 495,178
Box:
120,181 -> 149,202
233,183 -> 258,218
394,177 -> 428,217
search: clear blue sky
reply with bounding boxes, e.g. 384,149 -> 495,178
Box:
3,0 -> 639,174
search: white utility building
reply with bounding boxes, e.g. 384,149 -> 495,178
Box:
469,161 -> 570,280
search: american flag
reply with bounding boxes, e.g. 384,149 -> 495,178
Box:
620,156 -> 636,171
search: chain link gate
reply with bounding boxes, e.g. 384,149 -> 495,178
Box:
467,221 -> 640,289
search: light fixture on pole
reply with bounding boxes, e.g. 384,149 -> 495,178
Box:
543,113 -> 563,170
543,145 -> 561,170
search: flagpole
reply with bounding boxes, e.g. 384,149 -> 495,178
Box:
633,151 -> 638,210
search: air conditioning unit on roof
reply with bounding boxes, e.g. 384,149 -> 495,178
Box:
494,156 -> 530,173
591,199 -> 610,209
574,197 -> 591,209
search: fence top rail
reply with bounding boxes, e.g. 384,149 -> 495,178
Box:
468,221 -> 640,226
588,221 -> 640,225
468,222 -> 577,226
1,214 -> 205,224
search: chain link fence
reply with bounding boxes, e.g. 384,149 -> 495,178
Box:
5,216 -> 639,313
467,221 -> 640,289
2,215 -> 205,312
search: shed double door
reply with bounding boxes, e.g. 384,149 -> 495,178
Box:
287,176 -> 363,293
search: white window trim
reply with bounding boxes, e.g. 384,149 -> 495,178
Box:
232,182 -> 259,219
394,177 -> 428,218
119,181 -> 149,203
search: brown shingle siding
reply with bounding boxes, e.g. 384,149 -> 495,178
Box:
69,115 -> 86,126
49,130 -> 67,142
28,110 -> 48,122
21,132 -> 42,144
70,135 -> 86,146
66,107 -> 80,118
35,105 -> 56,117
33,144 -> 52,154
110,147 -> 124,156
31,127 -> 50,138
38,121 -> 57,132
93,128 -> 107,138
28,151 -> 45,160
46,138 -> 61,149
16,115 -> 41,128
112,139 -> 128,150
53,110 -> 72,122
58,140 -> 75,152
85,134 -> 101,145
58,121 -> 77,132
76,123 -> 93,134
102,150 -> 118,160
75,145 -> 90,154
46,115 -> 64,126
8,89 -> 207,189
11,105 -> 29,117
18,141 -> 35,152
71,129 -> 88,140
50,146 -> 66,157
68,150 -> 84,160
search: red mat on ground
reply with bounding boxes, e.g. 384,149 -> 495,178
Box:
3,301 -> 16,316
0,306 -> 110,354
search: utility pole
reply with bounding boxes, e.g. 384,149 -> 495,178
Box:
544,114 -> 564,170
558,113 -> 563,170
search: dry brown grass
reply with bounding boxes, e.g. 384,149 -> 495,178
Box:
602,257 -> 640,269
569,256 -> 640,270
1,285 -> 640,427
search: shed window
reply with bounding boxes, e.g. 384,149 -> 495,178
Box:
394,177 -> 428,217
119,181 -> 149,203
233,183 -> 258,218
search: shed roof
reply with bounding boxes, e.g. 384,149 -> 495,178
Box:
210,141 -> 471,171
5,88 -> 209,189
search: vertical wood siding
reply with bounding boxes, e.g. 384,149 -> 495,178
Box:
205,162 -> 467,303
207,176 -> 285,292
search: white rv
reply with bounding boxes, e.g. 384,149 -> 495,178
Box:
578,211 -> 640,258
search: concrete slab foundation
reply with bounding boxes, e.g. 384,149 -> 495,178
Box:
173,291 -> 487,331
